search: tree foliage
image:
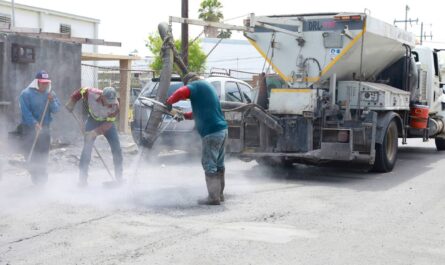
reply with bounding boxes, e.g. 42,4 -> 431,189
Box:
198,0 -> 223,22
146,33 -> 207,75
198,0 -> 230,38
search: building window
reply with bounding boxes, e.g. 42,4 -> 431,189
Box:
11,43 -> 36,63
60,23 -> 71,35
0,13 -> 11,25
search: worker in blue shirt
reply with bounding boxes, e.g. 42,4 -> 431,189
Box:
19,70 -> 60,185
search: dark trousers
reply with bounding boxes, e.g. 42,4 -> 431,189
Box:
79,117 -> 123,180
22,124 -> 51,185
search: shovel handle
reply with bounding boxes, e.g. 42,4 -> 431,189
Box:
27,94 -> 52,162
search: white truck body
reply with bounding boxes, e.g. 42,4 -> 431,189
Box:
167,12 -> 445,171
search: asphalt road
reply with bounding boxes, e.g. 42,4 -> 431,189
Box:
1,139 -> 445,265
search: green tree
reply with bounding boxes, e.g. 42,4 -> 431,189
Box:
217,29 -> 232,39
198,0 -> 226,38
198,0 -> 223,22
146,33 -> 207,75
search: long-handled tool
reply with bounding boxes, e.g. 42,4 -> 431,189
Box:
70,112 -> 116,185
27,88 -> 52,162
130,97 -> 179,184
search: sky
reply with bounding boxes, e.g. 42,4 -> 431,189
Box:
12,0 -> 445,56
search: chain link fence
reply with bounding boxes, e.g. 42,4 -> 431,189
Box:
81,63 -> 154,93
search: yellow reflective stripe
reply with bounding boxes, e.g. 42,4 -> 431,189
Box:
246,38 -> 291,82
271,88 -> 312,93
87,106 -> 116,122
320,22 -> 366,77
80,87 -> 88,98
246,20 -> 366,85
304,76 -> 320,82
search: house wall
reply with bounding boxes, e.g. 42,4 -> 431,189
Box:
0,1 -> 98,53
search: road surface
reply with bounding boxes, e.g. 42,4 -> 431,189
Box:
1,139 -> 444,265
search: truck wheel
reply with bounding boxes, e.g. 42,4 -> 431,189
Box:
435,138 -> 445,151
372,119 -> 398,172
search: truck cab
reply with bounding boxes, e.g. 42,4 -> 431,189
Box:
412,46 -> 444,113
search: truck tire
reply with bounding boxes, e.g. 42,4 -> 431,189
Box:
435,138 -> 445,151
256,157 -> 294,168
372,119 -> 398,172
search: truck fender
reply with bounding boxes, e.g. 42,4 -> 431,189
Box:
375,112 -> 403,144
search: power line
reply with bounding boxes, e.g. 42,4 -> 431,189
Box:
422,40 -> 445,44
223,13 -> 250,22
393,5 -> 418,30
207,56 -> 263,63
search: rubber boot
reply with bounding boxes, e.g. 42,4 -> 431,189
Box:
218,168 -> 225,202
198,172 -> 221,205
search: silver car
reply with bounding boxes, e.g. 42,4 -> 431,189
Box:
131,75 -> 254,150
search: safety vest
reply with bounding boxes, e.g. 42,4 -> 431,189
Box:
80,87 -> 118,122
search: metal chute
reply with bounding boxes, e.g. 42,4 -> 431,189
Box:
143,23 -> 175,147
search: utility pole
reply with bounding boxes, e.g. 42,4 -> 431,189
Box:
420,23 -> 433,45
420,22 -> 423,45
404,4 -> 409,30
393,4 -> 418,31
181,0 -> 189,69
11,0 -> 16,27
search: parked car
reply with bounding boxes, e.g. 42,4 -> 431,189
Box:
130,87 -> 141,106
131,75 -> 254,150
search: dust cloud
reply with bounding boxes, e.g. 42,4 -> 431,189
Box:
0,130 -> 213,215
0,106 -> 270,216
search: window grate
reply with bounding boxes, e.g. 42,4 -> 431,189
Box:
60,23 -> 71,35
0,13 -> 11,24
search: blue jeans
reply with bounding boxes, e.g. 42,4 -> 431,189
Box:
201,129 -> 227,174
79,117 -> 123,180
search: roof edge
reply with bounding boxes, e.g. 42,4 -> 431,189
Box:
0,0 -> 100,23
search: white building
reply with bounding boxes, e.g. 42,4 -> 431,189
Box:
0,0 -> 99,53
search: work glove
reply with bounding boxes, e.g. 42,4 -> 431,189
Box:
164,102 -> 173,112
34,123 -> 42,132
173,111 -> 185,122
65,99 -> 76,113
48,91 -> 56,101
170,108 -> 180,116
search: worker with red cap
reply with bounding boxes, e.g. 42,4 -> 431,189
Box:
19,70 -> 60,185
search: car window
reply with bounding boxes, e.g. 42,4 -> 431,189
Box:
238,83 -> 252,103
167,83 -> 184,97
141,81 -> 184,98
211,81 -> 222,98
140,82 -> 157,97
225,81 -> 243,102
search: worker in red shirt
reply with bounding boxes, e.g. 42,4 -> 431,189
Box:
165,73 -> 228,205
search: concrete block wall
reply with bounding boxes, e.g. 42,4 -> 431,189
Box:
0,33 -> 82,142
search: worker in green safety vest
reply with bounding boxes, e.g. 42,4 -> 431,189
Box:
65,87 -> 123,187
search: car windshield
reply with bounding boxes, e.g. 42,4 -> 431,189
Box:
141,81 -> 184,98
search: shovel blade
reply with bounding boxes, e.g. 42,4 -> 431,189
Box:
102,180 -> 124,189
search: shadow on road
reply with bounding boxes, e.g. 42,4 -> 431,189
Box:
237,145 -> 444,192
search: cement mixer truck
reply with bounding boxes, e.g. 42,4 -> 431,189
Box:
156,12 -> 445,172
